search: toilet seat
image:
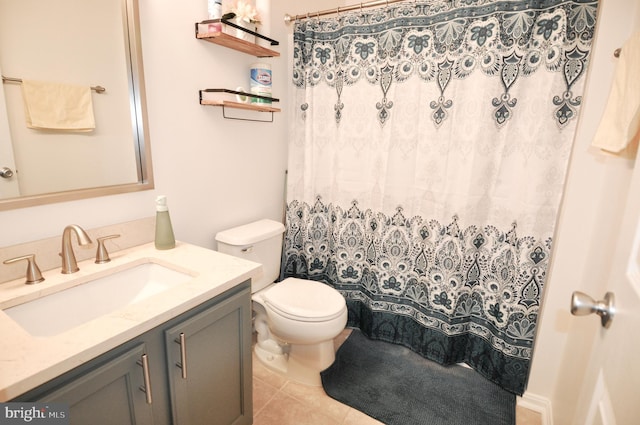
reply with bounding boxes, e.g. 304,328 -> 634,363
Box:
262,278 -> 346,323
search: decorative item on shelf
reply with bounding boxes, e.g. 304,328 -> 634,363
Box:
222,0 -> 260,43
235,86 -> 250,103
206,0 -> 223,32
208,0 -> 222,18
250,63 -> 272,104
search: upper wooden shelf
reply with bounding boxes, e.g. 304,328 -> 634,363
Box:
195,20 -> 280,57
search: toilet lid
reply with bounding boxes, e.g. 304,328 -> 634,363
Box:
263,278 -> 346,322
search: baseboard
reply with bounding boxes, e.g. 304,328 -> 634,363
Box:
518,392 -> 553,425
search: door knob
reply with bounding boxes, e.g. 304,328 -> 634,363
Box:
0,167 -> 14,178
571,291 -> 615,328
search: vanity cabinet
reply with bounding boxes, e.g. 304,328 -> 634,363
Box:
40,344 -> 154,425
165,284 -> 252,425
14,282 -> 252,425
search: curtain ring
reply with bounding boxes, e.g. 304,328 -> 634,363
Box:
336,6 -> 340,15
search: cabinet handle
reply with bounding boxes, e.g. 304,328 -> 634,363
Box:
137,354 -> 153,404
175,332 -> 188,379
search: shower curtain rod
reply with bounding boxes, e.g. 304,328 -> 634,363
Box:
284,0 -> 408,23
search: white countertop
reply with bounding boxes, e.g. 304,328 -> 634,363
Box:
0,241 -> 261,401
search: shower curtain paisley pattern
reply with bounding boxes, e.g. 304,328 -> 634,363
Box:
284,0 -> 598,395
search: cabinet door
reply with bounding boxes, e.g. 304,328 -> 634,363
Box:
39,344 -> 154,425
165,288 -> 252,425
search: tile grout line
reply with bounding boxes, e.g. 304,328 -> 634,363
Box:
252,376 -> 283,419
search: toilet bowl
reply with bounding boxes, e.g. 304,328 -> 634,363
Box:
215,219 -> 348,386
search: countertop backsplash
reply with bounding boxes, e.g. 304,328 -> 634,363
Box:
0,217 -> 155,284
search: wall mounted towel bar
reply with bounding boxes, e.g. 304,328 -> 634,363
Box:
1,76 -> 106,93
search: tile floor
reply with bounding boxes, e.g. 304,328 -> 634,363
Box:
252,329 -> 543,425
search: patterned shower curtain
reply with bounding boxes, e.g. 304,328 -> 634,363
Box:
283,0 -> 599,395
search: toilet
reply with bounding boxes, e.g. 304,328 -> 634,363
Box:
215,219 -> 348,386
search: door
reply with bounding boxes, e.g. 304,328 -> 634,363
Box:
574,131 -> 640,424
0,71 -> 19,199
578,163 -> 640,424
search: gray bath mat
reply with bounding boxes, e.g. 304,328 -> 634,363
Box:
321,329 -> 515,425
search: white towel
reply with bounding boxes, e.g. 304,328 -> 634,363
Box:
21,79 -> 95,131
591,31 -> 640,153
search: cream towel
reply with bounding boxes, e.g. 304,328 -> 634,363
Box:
21,79 -> 95,131
592,31 -> 640,153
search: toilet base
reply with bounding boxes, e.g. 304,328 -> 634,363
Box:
254,339 -> 336,387
254,343 -> 289,375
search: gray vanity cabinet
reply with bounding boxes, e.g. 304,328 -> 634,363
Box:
13,281 -> 252,425
40,344 -> 154,425
165,284 -> 253,425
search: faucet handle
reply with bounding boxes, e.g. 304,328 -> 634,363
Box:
3,254 -> 45,284
95,234 -> 121,264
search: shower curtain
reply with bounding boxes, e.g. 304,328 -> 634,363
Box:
283,0 -> 599,395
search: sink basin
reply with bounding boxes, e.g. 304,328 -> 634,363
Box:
4,262 -> 194,337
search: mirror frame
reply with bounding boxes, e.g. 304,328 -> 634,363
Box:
0,0 -> 153,211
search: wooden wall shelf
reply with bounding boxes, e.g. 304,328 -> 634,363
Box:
200,99 -> 281,113
195,19 -> 280,57
199,89 -> 280,122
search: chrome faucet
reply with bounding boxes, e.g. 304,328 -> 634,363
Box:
61,224 -> 93,274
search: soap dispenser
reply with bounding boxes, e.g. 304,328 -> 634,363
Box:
155,195 -> 176,250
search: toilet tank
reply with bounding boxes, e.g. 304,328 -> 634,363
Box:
215,219 -> 286,293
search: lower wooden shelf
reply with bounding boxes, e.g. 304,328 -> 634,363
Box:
199,89 -> 280,121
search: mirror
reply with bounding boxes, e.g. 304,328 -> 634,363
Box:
0,0 -> 153,211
